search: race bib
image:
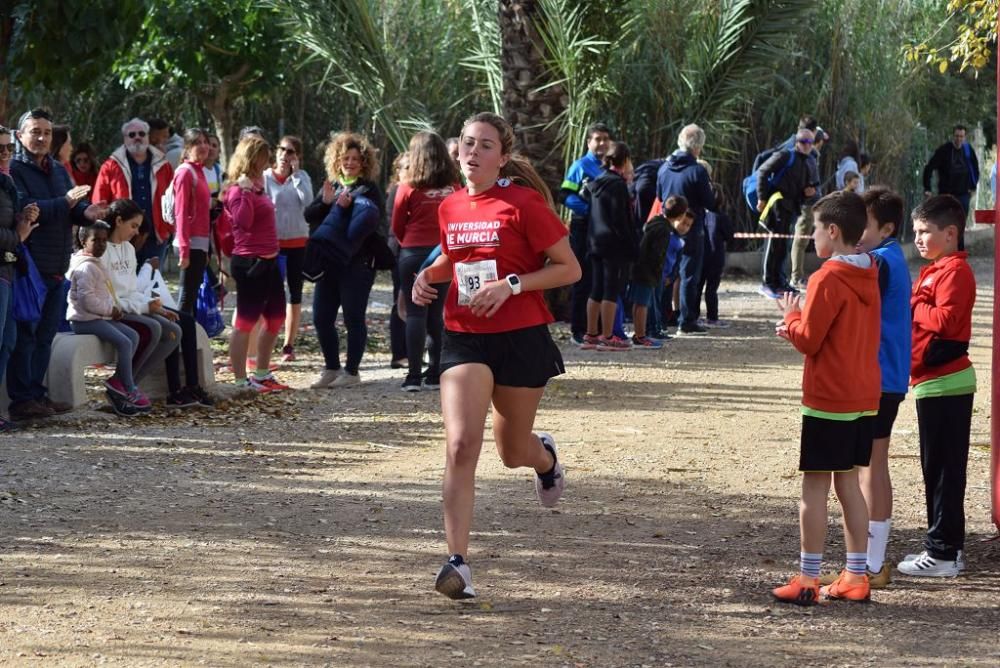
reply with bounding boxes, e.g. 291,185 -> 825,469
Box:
455,259 -> 498,306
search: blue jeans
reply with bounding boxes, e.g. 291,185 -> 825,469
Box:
70,319 -> 140,390
678,223 -> 705,328
7,275 -> 66,406
313,262 -> 375,374
0,279 -> 16,391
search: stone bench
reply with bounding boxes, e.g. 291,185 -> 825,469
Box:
1,323 -> 215,411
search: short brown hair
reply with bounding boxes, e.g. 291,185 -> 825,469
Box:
912,194 -> 966,234
862,187 -> 904,238
662,195 -> 689,219
813,190 -> 867,246
324,131 -> 379,183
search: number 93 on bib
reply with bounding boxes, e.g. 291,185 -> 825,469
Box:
456,259 -> 499,306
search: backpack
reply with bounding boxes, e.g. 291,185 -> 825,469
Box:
212,207 -> 234,257
742,148 -> 796,210
160,163 -> 198,226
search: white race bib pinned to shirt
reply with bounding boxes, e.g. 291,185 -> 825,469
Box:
455,259 -> 498,306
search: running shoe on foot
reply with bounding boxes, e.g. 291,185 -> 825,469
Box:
251,374 -> 291,392
596,335 -> 631,351
570,332 -> 585,346
310,369 -> 341,389
897,551 -> 961,577
579,333 -> 601,350
704,319 -> 730,329
105,377 -> 129,398
631,335 -> 663,350
676,324 -> 709,336
332,371 -> 361,387
820,571 -> 870,602
106,390 -> 142,417
772,575 -> 820,606
423,372 -> 440,390
758,284 -> 783,300
901,549 -> 966,571
281,345 -> 296,363
128,388 -> 152,410
166,388 -> 200,408
535,432 -> 565,507
402,375 -> 422,392
435,554 -> 476,600
185,385 -> 215,407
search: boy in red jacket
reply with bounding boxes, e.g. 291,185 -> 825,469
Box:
897,195 -> 976,577
772,191 -> 881,604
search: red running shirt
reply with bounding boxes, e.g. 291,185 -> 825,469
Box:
439,182 -> 568,334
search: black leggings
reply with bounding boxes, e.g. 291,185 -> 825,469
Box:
589,256 -> 629,302
399,246 -> 446,379
178,249 -> 208,316
280,246 -> 306,305
164,308 -> 201,391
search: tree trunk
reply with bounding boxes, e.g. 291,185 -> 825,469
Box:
498,0 -> 567,198
202,63 -> 252,166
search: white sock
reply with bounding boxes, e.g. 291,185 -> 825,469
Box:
867,519 -> 891,572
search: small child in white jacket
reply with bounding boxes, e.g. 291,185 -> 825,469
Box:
67,222 -> 150,415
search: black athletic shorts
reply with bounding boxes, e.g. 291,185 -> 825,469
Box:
799,414 -> 874,472
440,324 -> 565,388
873,392 -> 905,440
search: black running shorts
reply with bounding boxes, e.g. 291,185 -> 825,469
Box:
799,414 -> 874,472
873,392 -> 905,440
440,324 -> 565,388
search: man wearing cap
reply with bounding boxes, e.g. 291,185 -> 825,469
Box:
93,117 -> 175,268
756,128 -> 817,299
7,108 -> 104,420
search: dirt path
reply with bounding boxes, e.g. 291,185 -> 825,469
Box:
2,254 -> 998,667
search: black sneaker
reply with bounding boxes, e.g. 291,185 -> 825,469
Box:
401,375 -> 423,392
435,554 -> 476,599
167,388 -> 200,408
106,390 -> 142,417
677,324 -> 709,336
185,385 -> 215,407
422,372 -> 440,390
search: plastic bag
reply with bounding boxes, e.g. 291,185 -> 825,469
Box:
195,269 -> 225,337
13,244 -> 49,322
136,262 -> 179,310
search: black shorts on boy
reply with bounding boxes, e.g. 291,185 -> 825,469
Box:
800,414 -> 874,472
873,392 -> 905,440
440,324 -> 565,388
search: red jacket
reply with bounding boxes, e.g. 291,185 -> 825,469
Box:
784,255 -> 881,413
93,145 -> 174,243
910,251 -> 975,386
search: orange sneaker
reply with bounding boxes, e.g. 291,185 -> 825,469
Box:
772,575 -> 820,606
820,570 -> 870,602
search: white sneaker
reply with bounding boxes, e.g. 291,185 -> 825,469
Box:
435,556 -> 476,599
897,551 -> 961,577
310,368 -> 342,389
331,371 -> 361,387
534,432 -> 565,507
902,549 -> 966,572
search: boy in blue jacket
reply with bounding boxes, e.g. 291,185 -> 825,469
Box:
852,187 -> 911,586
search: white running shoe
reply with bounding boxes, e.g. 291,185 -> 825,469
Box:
435,556 -> 476,599
901,549 -> 966,572
534,432 -> 565,507
310,368 -> 341,389
331,371 -> 361,387
897,551 -> 961,577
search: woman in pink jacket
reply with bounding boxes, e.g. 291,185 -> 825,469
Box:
224,135 -> 289,393
173,128 -> 211,315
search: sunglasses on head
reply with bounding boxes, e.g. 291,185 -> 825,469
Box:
128,131 -> 147,139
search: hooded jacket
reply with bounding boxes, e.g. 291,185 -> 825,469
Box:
910,251 -> 975,386
632,216 -> 671,287
101,240 -> 150,315
655,151 -> 716,225
93,145 -> 174,244
67,252 -> 115,321
784,253 -> 881,413
10,151 -> 91,276
757,148 -> 814,209
584,170 -> 638,260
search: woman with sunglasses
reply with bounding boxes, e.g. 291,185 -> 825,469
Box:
70,143 -> 99,189
264,135 -> 313,362
0,126 -> 14,176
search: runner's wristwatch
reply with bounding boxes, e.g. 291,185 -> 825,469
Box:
505,274 -> 522,295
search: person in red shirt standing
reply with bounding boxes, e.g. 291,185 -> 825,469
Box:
392,131 -> 462,391
412,112 -> 582,600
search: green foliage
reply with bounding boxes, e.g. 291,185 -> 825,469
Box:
906,0 -> 998,73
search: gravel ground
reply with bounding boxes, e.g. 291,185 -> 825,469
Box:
1,251 -> 998,667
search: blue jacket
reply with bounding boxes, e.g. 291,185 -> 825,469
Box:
309,194 -> 380,268
10,152 -> 90,276
560,152 -> 603,219
655,150 -> 715,227
872,238 -> 912,394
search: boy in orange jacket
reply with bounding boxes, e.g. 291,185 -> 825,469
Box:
772,191 -> 881,604
897,195 -> 976,577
